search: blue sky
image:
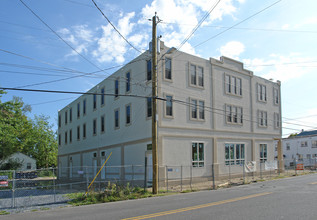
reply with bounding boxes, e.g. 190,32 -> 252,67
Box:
1,0 -> 317,137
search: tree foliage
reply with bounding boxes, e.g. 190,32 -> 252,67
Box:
0,91 -> 57,169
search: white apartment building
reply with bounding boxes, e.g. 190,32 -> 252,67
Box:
57,41 -> 282,181
283,130 -> 317,166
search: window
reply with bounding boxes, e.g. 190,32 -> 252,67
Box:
77,126 -> 80,140
226,104 -> 243,124
274,113 -> 280,128
313,154 -> 317,158
93,94 -> 97,110
301,141 -> 307,147
307,154 -> 311,159
165,58 -> 172,80
64,131 -> 67,144
58,134 -> 61,145
65,111 -> 68,125
260,144 -> 267,162
312,140 -> 317,148
190,99 -> 205,120
83,99 -> 86,115
126,104 -> 131,125
115,79 -> 119,98
225,74 -> 242,96
69,108 -> 72,123
147,60 -> 152,81
190,64 -> 204,87
58,114 -> 61,128
101,115 -> 105,133
147,97 -> 152,118
286,144 -> 290,150
165,95 -> 173,117
27,163 -> 31,170
77,102 -> 80,118
192,142 -> 204,167
258,110 -> 268,127
83,123 -> 86,139
257,84 -> 267,102
115,109 -> 119,129
225,144 -> 245,165
93,119 -> 97,135
273,88 -> 279,105
126,72 -> 131,92
69,129 -> 72,143
147,144 -> 152,151
101,88 -> 105,105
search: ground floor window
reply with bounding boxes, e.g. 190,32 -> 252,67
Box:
192,142 -> 204,167
260,144 -> 267,162
225,143 -> 245,165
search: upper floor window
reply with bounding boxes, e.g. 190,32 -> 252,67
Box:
65,111 -> 68,125
77,102 -> 80,118
274,112 -> 280,128
77,126 -> 80,140
165,95 -> 173,117
273,88 -> 279,105
93,119 -> 97,135
286,144 -> 290,150
190,99 -> 205,120
126,72 -> 131,93
58,114 -> 61,128
64,131 -> 67,145
258,110 -> 267,127
225,74 -> 242,96
126,104 -> 131,125
312,140 -> 317,148
115,79 -> 119,98
301,141 -> 307,147
192,142 -> 204,167
69,108 -> 72,123
257,84 -> 267,102
93,94 -> 97,110
115,109 -> 120,129
101,87 -> 105,105
83,123 -> 86,139
83,99 -> 86,115
147,97 -> 152,118
101,115 -> 105,133
165,58 -> 172,80
190,64 -> 204,87
58,134 -> 61,146
260,144 -> 267,162
226,104 -> 243,124
69,129 -> 72,143
147,60 -> 152,81
225,143 -> 245,165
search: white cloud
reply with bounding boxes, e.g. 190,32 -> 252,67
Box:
219,41 -> 245,59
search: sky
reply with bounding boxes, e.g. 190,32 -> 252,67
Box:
0,0 -> 317,137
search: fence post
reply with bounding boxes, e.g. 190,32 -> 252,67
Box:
53,168 -> 56,203
132,165 -> 134,187
190,165 -> 192,191
212,164 -> 215,190
144,158 -> 147,192
86,166 -> 89,192
180,165 -> 183,192
278,160 -> 280,175
228,161 -> 231,184
12,170 -> 15,209
260,162 -> 262,179
294,159 -> 297,175
243,162 -> 245,184
166,166 -> 168,192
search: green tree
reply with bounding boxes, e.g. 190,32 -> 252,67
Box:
0,91 -> 57,169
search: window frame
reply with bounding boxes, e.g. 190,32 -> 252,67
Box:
273,87 -> 279,105
64,131 -> 67,145
69,129 -> 72,143
192,142 -> 204,167
83,123 -> 86,139
224,73 -> 242,96
126,104 -> 131,126
77,126 -> 80,140
146,97 -> 152,119
69,107 -> 72,123
65,110 -> 68,125
189,98 -> 205,121
126,71 -> 131,93
164,94 -> 173,118
114,108 -> 120,129
115,78 -> 119,99
274,112 -> 280,128
101,87 -> 105,106
189,63 -> 204,88
101,115 -> 105,133
258,110 -> 268,127
83,98 -> 87,116
93,118 -> 97,136
93,94 -> 97,110
146,60 -> 152,81
260,144 -> 267,163
225,143 -> 245,165
164,57 -> 172,81
77,102 -> 80,118
225,104 -> 243,125
257,83 -> 267,102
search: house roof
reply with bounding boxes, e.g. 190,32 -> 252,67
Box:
296,130 -> 317,137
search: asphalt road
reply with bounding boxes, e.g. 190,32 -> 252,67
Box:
3,173 -> 317,220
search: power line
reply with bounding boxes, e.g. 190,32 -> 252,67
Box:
19,0 -> 104,72
194,0 -> 282,48
176,0 -> 221,51
91,0 -> 142,54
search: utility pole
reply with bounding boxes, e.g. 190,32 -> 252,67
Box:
152,12 -> 158,194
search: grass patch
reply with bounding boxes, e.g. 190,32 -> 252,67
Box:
40,207 -> 50,211
0,211 -> 10,215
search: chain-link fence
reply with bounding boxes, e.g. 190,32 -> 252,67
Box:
1,160 -> 316,210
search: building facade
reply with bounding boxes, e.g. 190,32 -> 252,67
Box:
283,130 -> 317,167
57,41 -> 282,181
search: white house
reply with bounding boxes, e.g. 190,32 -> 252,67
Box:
283,130 -> 317,167
57,41 -> 282,182
1,152 -> 37,171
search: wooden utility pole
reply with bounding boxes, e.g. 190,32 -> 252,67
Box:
152,12 -> 158,194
